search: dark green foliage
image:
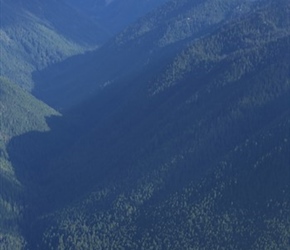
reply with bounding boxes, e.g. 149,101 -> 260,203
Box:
0,77 -> 58,249
63,0 -> 169,35
1,0 -> 290,249
5,0 -> 290,249
0,0 -> 169,91
33,0 -> 264,110
0,0 -> 107,90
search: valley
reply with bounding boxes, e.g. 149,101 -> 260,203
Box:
0,0 -> 290,249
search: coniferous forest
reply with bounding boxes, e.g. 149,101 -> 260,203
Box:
0,0 -> 290,249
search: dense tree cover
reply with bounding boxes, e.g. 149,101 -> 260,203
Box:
4,0 -> 290,249
0,0 -> 289,249
0,0 -> 170,91
0,77 -> 58,249
150,0 -> 290,95
0,0 -> 107,90
115,0 -> 257,47
63,0 -> 169,35
33,0 -> 264,110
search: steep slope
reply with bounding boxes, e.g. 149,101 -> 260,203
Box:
0,77 -> 58,249
0,0 -> 170,91
8,0 -> 290,249
33,0 -> 262,110
0,0 -> 108,90
64,0 -> 169,35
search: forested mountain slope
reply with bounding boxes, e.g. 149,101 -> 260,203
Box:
0,77 -> 58,249
64,0 -> 169,35
0,0 -> 108,90
7,0 -> 290,249
34,0 -> 263,110
0,0 -> 170,91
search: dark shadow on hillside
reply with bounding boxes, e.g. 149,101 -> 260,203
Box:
6,110 -> 115,248
7,114 -> 75,206
31,25 -> 187,111
5,114 -> 67,248
7,72 -> 149,218
31,36 -> 151,111
31,49 -> 99,111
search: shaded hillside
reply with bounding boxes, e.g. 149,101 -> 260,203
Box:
33,0 -> 263,110
8,0 -> 290,248
0,0 -> 108,90
0,77 -> 58,249
0,0 -> 169,91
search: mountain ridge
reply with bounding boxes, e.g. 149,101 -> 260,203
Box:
0,0 -> 172,90
0,0 -> 106,90
33,0 -> 272,110
6,0 -> 290,248
1,0 -> 289,249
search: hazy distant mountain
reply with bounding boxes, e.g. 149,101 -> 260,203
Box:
0,0 -> 169,90
0,0 -> 108,90
5,0 -> 289,249
63,0 -> 169,34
